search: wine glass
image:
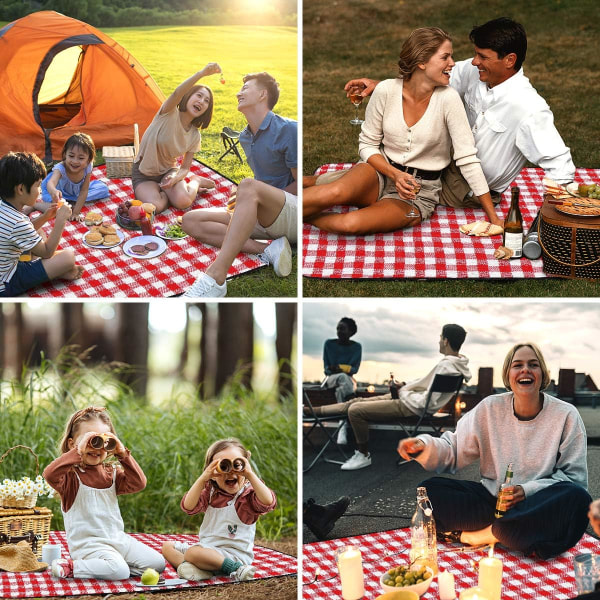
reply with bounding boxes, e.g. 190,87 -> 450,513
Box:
407,176 -> 421,218
348,87 -> 364,125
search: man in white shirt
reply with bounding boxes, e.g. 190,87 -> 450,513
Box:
345,17 -> 575,211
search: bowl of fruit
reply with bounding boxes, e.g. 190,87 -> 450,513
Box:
380,565 -> 434,597
116,200 -> 155,230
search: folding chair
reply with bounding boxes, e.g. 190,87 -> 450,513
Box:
396,373 -> 464,465
218,126 -> 243,163
303,388 -> 349,473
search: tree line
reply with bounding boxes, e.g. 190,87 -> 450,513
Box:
0,302 -> 296,401
0,0 -> 297,27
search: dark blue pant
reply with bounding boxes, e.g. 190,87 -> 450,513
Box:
421,476 -> 592,559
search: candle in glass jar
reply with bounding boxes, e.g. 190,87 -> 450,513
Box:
478,553 -> 503,600
335,545 -> 365,600
459,587 -> 490,600
438,570 -> 456,600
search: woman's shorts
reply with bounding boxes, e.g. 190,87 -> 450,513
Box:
131,162 -> 178,192
251,191 -> 297,244
0,259 -> 49,297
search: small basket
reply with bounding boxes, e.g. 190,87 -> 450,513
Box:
0,506 -> 52,560
103,145 -> 135,178
0,446 -> 40,509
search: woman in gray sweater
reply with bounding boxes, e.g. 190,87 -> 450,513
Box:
303,27 -> 503,235
398,342 -> 591,559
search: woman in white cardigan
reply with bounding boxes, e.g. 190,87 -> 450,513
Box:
303,27 -> 503,235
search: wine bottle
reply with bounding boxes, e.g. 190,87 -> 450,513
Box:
389,372 -> 399,399
503,187 -> 523,258
410,486 -> 438,573
494,463 -> 514,518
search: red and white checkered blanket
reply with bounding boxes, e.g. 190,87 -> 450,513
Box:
25,162 -> 265,297
0,531 -> 297,598
303,165 -> 600,279
302,527 -> 597,599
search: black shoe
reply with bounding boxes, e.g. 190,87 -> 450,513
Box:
439,530 -> 462,544
303,496 -> 351,540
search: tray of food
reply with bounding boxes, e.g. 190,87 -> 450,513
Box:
83,225 -> 125,248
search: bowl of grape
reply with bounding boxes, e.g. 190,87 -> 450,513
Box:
380,565 -> 434,597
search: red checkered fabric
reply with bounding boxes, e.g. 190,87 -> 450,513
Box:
0,531 -> 297,598
302,527 -> 598,599
25,161 -> 265,297
303,165 -> 600,279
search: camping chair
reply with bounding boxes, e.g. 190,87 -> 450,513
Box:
396,373 -> 464,465
218,127 -> 243,163
303,387 -> 349,473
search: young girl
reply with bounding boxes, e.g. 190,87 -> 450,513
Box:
162,438 -> 276,582
39,133 -> 109,221
132,63 -> 220,214
43,406 -> 165,581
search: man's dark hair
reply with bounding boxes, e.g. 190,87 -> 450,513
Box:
442,324 -> 467,352
469,17 -> 527,71
0,152 -> 46,200
243,72 -> 280,110
340,317 -> 357,337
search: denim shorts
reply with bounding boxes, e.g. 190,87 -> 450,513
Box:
0,259 -> 49,297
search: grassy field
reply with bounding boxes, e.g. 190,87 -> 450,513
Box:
303,0 -> 600,297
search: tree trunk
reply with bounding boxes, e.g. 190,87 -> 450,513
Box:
215,304 -> 253,395
15,304 -> 26,369
115,304 -> 149,399
177,304 -> 190,376
275,303 -> 296,399
60,304 -> 86,349
0,304 -> 4,378
196,303 -> 212,399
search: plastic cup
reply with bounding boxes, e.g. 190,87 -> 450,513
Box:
573,553 -> 600,594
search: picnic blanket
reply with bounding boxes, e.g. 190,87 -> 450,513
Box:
25,161 -> 265,297
303,165 -> 600,279
0,531 -> 297,598
302,527 -> 598,599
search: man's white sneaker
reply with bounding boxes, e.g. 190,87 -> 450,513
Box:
177,561 -> 213,581
230,564 -> 256,581
182,273 -> 227,298
340,450 -> 371,471
336,422 -> 348,445
259,237 -> 292,277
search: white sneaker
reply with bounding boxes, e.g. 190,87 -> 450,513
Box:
177,561 -> 213,581
340,450 -> 371,471
336,422 -> 348,445
230,564 -> 256,581
259,237 -> 292,277
182,273 -> 227,298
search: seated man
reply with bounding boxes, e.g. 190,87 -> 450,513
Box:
311,324 -> 471,471
183,72 -> 297,297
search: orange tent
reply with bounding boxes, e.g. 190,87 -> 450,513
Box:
0,11 -> 165,161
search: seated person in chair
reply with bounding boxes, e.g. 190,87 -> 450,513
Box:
311,324 -> 471,471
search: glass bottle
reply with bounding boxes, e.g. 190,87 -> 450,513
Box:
140,213 -> 153,236
494,463 -> 514,518
409,486 -> 438,573
503,187 -> 523,258
389,372 -> 399,399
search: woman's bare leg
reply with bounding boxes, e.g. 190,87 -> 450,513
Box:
302,163 -> 379,219
307,197 -> 422,235
134,181 -> 169,213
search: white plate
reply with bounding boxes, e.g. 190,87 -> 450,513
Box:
82,229 -> 125,249
123,235 -> 167,259
155,224 -> 188,240
566,182 -> 581,196
134,578 -> 188,589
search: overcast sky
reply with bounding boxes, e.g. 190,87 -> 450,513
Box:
302,300 -> 600,387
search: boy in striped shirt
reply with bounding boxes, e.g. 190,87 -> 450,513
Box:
0,152 -> 83,296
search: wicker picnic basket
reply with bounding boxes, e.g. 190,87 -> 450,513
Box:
102,123 -> 139,178
539,197 -> 600,279
0,446 -> 52,559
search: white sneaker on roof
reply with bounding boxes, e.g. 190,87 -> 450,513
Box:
259,237 -> 292,277
340,450 -> 371,471
230,564 -> 256,581
182,273 -> 227,298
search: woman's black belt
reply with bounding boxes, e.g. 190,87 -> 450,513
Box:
388,160 -> 441,180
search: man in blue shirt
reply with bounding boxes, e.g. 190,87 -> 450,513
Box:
183,72 -> 297,297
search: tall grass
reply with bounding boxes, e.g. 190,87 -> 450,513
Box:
0,351 -> 296,540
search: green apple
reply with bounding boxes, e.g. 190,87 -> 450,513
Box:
141,568 -> 160,585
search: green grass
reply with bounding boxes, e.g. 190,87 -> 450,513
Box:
0,352 -> 296,540
303,0 -> 600,297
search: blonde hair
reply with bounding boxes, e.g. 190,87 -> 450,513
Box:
501,343 -> 551,391
204,438 -> 249,470
397,27 -> 452,80
58,406 -> 116,453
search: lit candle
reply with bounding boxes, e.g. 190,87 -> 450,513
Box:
459,587 -> 491,600
438,570 -> 456,600
478,548 -> 503,600
335,545 -> 365,600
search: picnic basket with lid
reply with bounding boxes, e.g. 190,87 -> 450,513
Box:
0,445 -> 53,559
102,123 -> 139,178
538,198 -> 600,279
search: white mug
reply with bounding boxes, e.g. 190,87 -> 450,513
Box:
41,544 -> 61,565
